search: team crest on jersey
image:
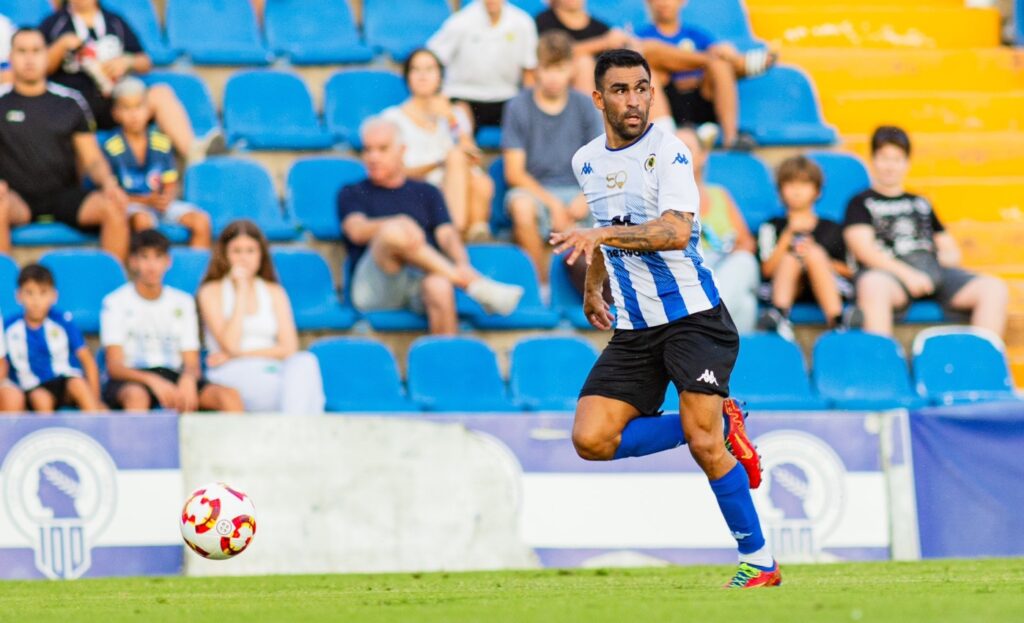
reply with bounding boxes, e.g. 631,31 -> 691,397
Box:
1,429 -> 118,579
644,154 -> 656,172
6,110 -> 25,123
606,171 -> 627,189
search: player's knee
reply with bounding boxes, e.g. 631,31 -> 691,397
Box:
686,430 -> 727,467
571,426 -> 616,461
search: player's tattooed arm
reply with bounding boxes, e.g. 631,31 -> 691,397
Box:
600,210 -> 694,251
583,252 -> 615,331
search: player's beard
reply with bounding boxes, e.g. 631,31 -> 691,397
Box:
609,105 -> 650,143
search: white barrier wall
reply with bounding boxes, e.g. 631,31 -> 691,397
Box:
180,415 -> 538,576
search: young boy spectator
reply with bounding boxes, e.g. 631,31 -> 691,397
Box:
103,78 -> 212,248
844,126 -> 1008,336
428,0 -> 538,131
100,230 -> 243,412
4,264 -> 103,412
758,156 -> 852,340
502,31 -> 603,289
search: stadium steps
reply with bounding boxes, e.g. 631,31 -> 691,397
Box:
818,91 -> 1024,134
913,178 -> 1024,223
945,222 -> 1024,278
841,132 -> 1024,179
748,6 -> 1001,49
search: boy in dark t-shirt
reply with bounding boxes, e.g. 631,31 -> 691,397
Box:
843,126 -> 1008,336
758,156 -> 852,338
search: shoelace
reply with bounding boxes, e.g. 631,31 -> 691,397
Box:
727,563 -> 760,588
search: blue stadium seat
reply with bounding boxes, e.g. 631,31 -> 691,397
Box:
550,257 -> 592,330
738,66 -> 837,146
309,337 -> 418,412
265,0 -> 374,65
341,258 -> 429,332
271,248 -> 355,331
912,328 -> 1019,406
510,336 -> 598,411
807,152 -> 870,223
683,0 -> 763,51
184,157 -> 299,241
166,0 -> 272,65
487,158 -> 511,237
732,333 -> 830,410
407,336 -> 518,411
287,157 -> 366,241
456,244 -> 560,330
904,301 -> 949,324
506,0 -> 547,16
324,70 -> 408,149
363,0 -> 450,61
475,126 -> 503,151
39,250 -> 127,334
0,0 -> 51,26
587,0 -> 648,30
164,248 -> 210,294
101,0 -> 178,65
143,72 -> 219,137
812,331 -> 925,410
705,152 -> 782,229
223,70 -> 333,150
0,254 -> 18,317
11,224 -> 96,247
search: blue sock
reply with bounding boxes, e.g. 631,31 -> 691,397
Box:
612,412 -> 732,460
709,463 -> 766,555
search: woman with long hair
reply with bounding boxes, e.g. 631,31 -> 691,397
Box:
381,48 -> 493,240
197,220 -> 324,413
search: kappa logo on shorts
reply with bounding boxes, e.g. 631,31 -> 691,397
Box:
696,369 -> 719,386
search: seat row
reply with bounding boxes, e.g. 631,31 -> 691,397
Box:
0,0 -> 764,65
309,329 -> 1020,413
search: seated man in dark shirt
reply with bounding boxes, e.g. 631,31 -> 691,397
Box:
535,0 -> 630,91
338,117 -> 523,335
843,126 -> 1008,336
0,28 -> 129,259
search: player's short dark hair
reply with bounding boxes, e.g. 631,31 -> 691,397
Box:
129,229 -> 171,257
402,48 -> 445,86
871,125 -> 912,157
776,155 -> 823,192
594,49 -> 651,91
17,263 -> 55,288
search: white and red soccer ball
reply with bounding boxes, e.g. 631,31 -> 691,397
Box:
180,482 -> 257,560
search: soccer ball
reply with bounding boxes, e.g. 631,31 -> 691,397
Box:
180,482 -> 257,560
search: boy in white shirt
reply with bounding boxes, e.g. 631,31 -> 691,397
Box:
100,230 -> 243,412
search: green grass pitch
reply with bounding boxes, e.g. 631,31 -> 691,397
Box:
2,559 -> 1022,622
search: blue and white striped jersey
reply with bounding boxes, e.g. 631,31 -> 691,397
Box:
4,310 -> 85,391
572,124 -> 720,330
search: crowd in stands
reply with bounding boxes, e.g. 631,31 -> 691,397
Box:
0,0 -> 1011,413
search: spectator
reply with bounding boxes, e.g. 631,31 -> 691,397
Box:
535,0 -> 628,92
382,49 -> 493,240
428,0 -> 538,132
676,127 -> 758,333
637,0 -> 774,149
503,31 -> 602,291
0,11 -> 14,83
339,117 -> 524,335
758,156 -> 852,339
198,220 -> 325,414
844,126 -> 1008,336
0,303 -> 27,412
4,264 -> 103,412
100,230 -> 243,412
41,0 -> 214,161
103,78 -> 211,248
0,28 -> 130,259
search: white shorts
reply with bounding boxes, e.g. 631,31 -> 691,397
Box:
127,200 -> 203,225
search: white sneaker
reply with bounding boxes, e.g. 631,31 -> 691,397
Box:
466,278 -> 524,316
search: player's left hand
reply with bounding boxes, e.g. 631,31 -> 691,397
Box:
550,228 -> 605,266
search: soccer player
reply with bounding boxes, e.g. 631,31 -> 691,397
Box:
550,49 -> 780,588
4,264 -> 104,412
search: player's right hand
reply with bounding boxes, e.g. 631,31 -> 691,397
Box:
899,267 -> 935,297
584,292 -> 614,331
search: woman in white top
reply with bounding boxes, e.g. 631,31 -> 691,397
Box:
381,48 -> 493,240
197,220 -> 325,414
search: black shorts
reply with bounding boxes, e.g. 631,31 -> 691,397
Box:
664,82 -> 717,127
579,303 -> 739,414
23,187 -> 94,231
454,99 -> 507,129
27,376 -> 78,410
103,367 -> 210,409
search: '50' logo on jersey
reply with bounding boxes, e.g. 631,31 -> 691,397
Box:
605,171 -> 627,189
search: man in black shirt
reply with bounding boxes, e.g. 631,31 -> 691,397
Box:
0,28 -> 129,258
843,126 -> 1008,336
535,0 -> 629,91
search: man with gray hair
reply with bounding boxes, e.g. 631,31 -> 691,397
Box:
338,117 -> 523,334
102,77 -> 211,248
